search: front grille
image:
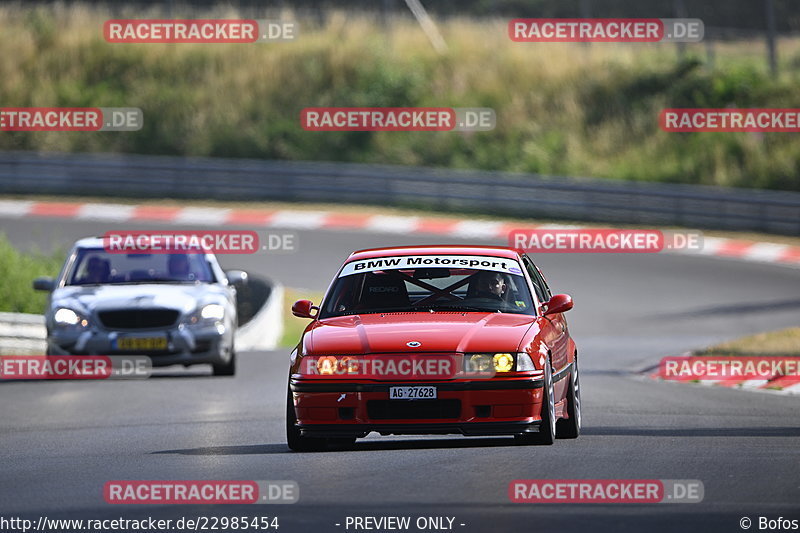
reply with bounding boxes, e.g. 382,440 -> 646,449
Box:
367,400 -> 461,420
98,309 -> 180,329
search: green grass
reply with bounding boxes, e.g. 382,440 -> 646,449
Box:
1,5 -> 800,189
0,234 -> 64,314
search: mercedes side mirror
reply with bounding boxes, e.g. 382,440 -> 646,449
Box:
33,277 -> 55,292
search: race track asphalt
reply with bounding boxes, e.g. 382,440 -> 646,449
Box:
1,215 -> 799,533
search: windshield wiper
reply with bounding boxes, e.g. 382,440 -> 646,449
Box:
430,304 -> 496,312
337,306 -> 418,316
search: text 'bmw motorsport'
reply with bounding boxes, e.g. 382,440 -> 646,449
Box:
340,255 -> 521,277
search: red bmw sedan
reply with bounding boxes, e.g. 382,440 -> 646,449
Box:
286,245 -> 580,451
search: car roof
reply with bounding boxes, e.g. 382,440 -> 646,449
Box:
71,237 -> 218,259
347,245 -> 521,262
74,237 -> 105,248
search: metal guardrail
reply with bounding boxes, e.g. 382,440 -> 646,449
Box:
0,312 -> 46,354
0,151 -> 798,234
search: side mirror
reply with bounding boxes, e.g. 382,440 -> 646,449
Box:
543,294 -> 573,316
33,277 -> 55,292
225,270 -> 249,288
292,299 -> 318,319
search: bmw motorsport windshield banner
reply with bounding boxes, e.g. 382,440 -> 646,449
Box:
338,255 -> 524,277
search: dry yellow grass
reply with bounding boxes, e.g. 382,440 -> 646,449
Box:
280,287 -> 324,348
696,327 -> 800,357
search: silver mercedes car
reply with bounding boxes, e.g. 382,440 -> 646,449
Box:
33,237 -> 241,376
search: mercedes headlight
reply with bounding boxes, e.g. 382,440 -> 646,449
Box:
54,308 -> 89,329
200,304 -> 225,321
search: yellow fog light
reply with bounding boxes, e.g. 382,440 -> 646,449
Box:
493,353 -> 515,372
317,356 -> 338,375
468,354 -> 492,373
341,355 -> 359,374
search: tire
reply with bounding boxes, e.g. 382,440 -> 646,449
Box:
556,353 -> 581,439
285,387 -> 328,452
515,356 -> 556,445
212,349 -> 236,376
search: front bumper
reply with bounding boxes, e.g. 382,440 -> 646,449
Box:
47,325 -> 231,366
290,378 -> 545,438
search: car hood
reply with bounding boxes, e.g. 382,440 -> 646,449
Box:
306,312 -> 538,354
51,283 -> 226,316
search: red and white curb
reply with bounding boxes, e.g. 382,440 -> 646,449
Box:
646,355 -> 800,396
1,199 -> 800,268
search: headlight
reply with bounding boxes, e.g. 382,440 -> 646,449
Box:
54,308 -> 89,328
464,353 -> 536,373
493,353 -> 515,372
467,354 -> 493,373
200,304 -> 225,321
54,308 -> 80,325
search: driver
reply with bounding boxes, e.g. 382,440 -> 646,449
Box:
167,253 -> 192,279
477,271 -> 508,300
83,256 -> 110,283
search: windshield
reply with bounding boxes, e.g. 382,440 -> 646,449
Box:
320,255 -> 535,318
66,248 -> 215,285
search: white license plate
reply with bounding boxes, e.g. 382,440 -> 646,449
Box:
389,386 -> 437,400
